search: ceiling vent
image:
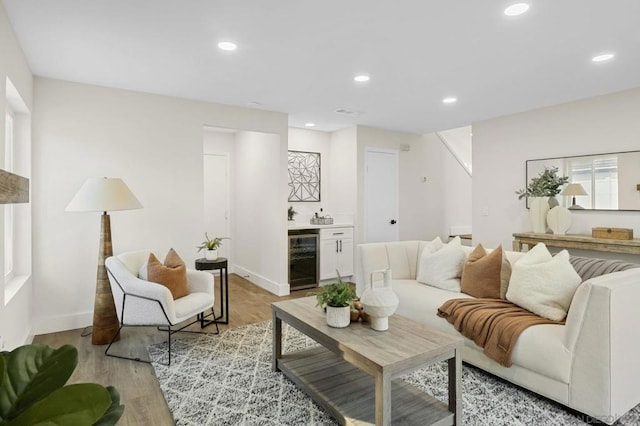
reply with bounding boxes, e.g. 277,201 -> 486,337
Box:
334,108 -> 363,116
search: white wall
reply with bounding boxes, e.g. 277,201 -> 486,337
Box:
421,133 -> 472,240
473,87 -> 640,260
329,127 -> 357,224
32,77 -> 288,334
203,128 -> 236,261
357,126 -> 450,243
0,2 -> 33,350
287,128 -> 331,222
232,131 -> 288,295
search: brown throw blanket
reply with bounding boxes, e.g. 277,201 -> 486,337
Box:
437,298 -> 563,367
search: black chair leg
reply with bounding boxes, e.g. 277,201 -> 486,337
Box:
105,325 -> 160,365
109,309 -> 219,367
200,308 -> 220,334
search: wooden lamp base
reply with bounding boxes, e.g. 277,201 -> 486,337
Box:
92,213 -> 121,345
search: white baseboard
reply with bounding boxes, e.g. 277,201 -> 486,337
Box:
34,311 -> 92,336
233,264 -> 290,296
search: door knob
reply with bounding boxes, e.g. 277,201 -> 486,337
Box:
390,219 -> 397,225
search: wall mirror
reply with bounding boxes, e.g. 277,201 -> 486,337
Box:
526,150 -> 640,211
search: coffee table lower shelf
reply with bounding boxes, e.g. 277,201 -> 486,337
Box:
277,346 -> 454,426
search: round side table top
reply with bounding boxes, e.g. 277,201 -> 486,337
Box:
195,257 -> 228,269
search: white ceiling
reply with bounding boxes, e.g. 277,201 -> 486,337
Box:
3,0 -> 640,134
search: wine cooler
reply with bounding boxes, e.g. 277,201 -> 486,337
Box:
288,230 -> 319,290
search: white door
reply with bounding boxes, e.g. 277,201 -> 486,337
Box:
203,154 -> 231,259
365,148 -> 399,243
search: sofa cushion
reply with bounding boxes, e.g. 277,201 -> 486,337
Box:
394,278 -> 571,384
569,256 -> 640,282
461,244 -> 502,298
140,248 -> 189,300
417,237 -> 466,291
506,244 -> 581,321
393,279 -> 473,335
385,240 -> 422,280
500,255 -> 513,299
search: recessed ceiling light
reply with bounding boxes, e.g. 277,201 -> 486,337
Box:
217,41 -> 237,51
354,74 -> 370,83
442,97 -> 458,104
305,123 -> 316,127
591,53 -> 615,63
504,3 -> 530,16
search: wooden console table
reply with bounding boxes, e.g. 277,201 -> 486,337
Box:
512,232 -> 640,255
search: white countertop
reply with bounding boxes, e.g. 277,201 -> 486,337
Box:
287,222 -> 353,230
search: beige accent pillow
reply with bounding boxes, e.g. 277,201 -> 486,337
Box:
416,236 -> 466,292
461,244 -> 502,299
145,248 -> 189,300
506,244 -> 582,321
499,255 -> 512,299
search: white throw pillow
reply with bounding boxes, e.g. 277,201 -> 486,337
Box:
416,236 -> 466,291
417,236 -> 444,264
139,260 -> 149,280
506,244 -> 581,321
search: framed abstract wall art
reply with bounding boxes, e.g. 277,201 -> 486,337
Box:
288,150 -> 320,202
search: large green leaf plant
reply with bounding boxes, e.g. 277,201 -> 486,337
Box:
0,344 -> 124,426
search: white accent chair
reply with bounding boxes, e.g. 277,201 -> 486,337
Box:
105,249 -> 218,365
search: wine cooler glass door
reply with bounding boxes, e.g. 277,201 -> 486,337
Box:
289,234 -> 318,290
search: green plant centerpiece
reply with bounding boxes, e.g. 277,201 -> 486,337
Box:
197,232 -> 229,252
315,281 -> 356,308
0,343 -> 124,425
515,166 -> 569,207
316,276 -> 356,328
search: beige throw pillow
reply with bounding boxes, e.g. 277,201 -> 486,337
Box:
416,236 -> 466,292
461,244 -> 502,299
506,244 -> 581,321
499,255 -> 512,299
144,248 -> 189,300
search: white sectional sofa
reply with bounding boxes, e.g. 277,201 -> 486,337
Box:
357,240 -> 640,424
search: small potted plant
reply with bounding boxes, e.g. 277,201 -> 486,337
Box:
197,232 -> 229,260
315,276 -> 356,328
287,206 -> 297,221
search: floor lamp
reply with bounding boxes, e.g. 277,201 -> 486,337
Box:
66,177 -> 142,345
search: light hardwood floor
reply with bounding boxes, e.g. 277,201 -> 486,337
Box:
33,274 -> 308,426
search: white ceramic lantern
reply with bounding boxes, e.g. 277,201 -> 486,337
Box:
361,269 -> 399,331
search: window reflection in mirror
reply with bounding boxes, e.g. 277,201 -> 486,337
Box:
526,151 -> 640,211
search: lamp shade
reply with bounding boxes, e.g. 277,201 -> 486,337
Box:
66,177 -> 142,212
560,183 -> 588,196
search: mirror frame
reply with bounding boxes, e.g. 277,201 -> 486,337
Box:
525,150 -> 640,212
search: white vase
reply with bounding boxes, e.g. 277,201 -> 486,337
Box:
529,197 -> 550,233
205,249 -> 218,260
547,206 -> 572,235
361,269 -> 399,331
326,305 -> 351,328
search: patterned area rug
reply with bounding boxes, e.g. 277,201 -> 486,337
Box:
148,321 -> 640,425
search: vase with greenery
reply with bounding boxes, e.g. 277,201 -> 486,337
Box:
515,166 -> 569,206
0,343 -> 124,425
316,276 -> 356,328
516,166 -> 569,233
197,232 -> 229,260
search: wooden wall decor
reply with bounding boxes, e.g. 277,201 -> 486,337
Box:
0,169 -> 29,204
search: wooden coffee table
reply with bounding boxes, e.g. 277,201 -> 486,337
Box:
272,296 -> 463,425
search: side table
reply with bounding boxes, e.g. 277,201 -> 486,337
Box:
195,257 -> 229,324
